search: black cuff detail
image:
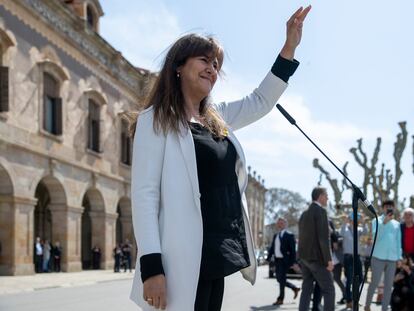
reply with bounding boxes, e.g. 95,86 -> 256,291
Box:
271,54 -> 300,83
140,253 -> 165,283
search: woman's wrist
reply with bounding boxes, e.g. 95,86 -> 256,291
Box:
279,42 -> 296,60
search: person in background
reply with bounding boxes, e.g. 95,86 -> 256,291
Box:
122,239 -> 133,273
330,220 -> 346,305
53,241 -> 62,272
340,212 -> 367,309
298,187 -> 335,311
267,217 -> 300,305
365,200 -> 402,311
312,220 -> 346,310
390,254 -> 414,311
34,237 -> 43,273
92,245 -> 101,270
113,243 -> 122,273
361,236 -> 373,277
42,240 -> 51,272
401,207 -> 414,261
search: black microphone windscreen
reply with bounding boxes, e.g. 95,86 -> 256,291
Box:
276,104 -> 296,125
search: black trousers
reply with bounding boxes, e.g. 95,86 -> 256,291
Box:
54,257 -> 61,272
35,255 -> 43,273
275,258 -> 298,300
343,254 -> 362,303
124,254 -> 132,272
194,277 -> 225,311
333,263 -> 345,299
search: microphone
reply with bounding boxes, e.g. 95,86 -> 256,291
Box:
352,186 -> 377,217
276,103 -> 377,217
276,104 -> 296,125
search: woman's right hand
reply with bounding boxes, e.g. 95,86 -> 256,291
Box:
280,5 -> 312,60
143,274 -> 167,310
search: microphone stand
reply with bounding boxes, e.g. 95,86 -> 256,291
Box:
276,104 -> 377,311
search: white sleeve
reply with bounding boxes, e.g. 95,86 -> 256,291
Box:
131,109 -> 166,257
214,72 -> 288,131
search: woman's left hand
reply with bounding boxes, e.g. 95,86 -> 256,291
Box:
280,5 -> 312,60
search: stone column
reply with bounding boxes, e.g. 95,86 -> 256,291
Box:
102,212 -> 117,270
50,204 -> 83,272
0,196 -> 37,275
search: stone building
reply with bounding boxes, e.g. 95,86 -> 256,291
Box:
0,0 -> 154,275
0,0 -> 270,276
245,166 -> 267,250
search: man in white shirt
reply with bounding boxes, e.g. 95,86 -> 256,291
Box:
267,217 -> 300,305
34,236 -> 43,273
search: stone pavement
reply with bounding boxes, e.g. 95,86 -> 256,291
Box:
0,270 -> 134,295
0,266 -> 384,310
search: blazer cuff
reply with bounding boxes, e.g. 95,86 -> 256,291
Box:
140,253 -> 165,283
271,54 -> 300,83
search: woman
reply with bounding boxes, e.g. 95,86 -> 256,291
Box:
129,6 -> 311,310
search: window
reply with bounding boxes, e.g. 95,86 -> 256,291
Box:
88,99 -> 100,152
120,119 -> 132,165
0,45 -> 8,112
43,73 -> 62,135
86,5 -> 95,29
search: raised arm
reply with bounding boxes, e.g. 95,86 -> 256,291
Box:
215,6 -> 311,131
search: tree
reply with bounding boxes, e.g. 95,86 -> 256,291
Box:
313,121 -> 408,213
265,188 -> 308,227
313,158 -> 351,208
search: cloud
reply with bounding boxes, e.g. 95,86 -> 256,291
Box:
212,76 -> 396,195
100,1 -> 181,70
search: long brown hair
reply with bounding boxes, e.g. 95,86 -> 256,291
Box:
125,33 -> 227,138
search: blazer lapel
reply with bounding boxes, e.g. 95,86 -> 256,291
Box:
177,125 -> 201,206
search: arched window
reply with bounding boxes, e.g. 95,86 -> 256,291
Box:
88,99 -> 100,152
43,73 -> 62,135
120,119 -> 132,165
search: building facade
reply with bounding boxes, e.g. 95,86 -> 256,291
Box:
245,166 -> 267,250
0,0 -> 269,276
0,0 -> 154,276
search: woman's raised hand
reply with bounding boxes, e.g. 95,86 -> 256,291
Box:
280,5 -> 312,60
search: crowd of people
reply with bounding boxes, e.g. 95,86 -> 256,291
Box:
267,187 -> 414,311
34,237 -> 134,274
34,237 -> 62,273
113,239 -> 133,273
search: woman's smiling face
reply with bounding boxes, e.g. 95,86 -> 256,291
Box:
178,54 -> 220,100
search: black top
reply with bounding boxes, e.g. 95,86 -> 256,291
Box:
139,54 -> 299,283
190,122 -> 250,279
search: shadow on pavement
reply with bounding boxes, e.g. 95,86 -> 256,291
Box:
250,305 -> 279,310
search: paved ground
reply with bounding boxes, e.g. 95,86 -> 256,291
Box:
0,266 -> 383,310
0,269 -> 134,295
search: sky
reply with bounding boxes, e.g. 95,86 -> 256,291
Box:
99,0 -> 414,210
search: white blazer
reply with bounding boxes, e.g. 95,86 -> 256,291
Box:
130,71 -> 289,310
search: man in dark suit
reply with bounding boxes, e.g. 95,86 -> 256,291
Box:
267,217 -> 300,305
298,187 -> 335,311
